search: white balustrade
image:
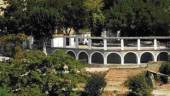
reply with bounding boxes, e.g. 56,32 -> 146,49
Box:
88,39 -> 92,49
51,36 -> 170,50
121,39 -> 124,50
103,38 -> 107,50
137,39 -> 141,50
154,39 -> 157,50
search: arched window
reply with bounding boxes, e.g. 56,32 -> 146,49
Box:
67,51 -> 76,59
124,52 -> 137,64
107,53 -> 121,64
78,52 -> 88,64
157,52 -> 168,61
141,52 -> 153,63
91,52 -> 104,64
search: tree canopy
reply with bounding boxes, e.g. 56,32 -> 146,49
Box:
0,50 -> 87,96
1,0 -> 170,37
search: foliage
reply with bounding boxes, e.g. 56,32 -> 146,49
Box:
27,7 -> 57,39
0,33 -> 27,57
0,87 -> 11,96
84,0 -> 105,36
59,0 -> 86,34
0,33 -> 27,43
85,73 -> 106,96
23,50 -> 46,64
159,62 -> 170,76
159,62 -> 170,83
105,0 -> 170,36
47,50 -> 85,71
125,72 -> 153,96
0,50 -> 87,96
0,16 -> 8,35
2,0 -> 170,37
14,85 -> 45,96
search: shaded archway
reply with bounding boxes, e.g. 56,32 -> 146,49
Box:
67,51 -> 76,59
91,52 -> 104,64
157,52 -> 168,61
141,52 -> 154,63
78,52 -> 88,64
107,53 -> 121,64
124,52 -> 137,64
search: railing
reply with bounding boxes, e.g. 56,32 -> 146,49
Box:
51,36 -> 170,50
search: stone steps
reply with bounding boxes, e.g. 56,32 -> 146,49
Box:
104,68 -> 144,91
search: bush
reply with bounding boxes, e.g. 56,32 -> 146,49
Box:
0,87 -> 11,96
0,49 -> 88,96
47,50 -> 85,71
159,62 -> 170,83
125,72 -> 153,96
23,50 -> 46,64
85,73 -> 106,96
159,62 -> 170,76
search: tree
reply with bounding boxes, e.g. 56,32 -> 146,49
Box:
159,62 -> 170,83
58,0 -> 86,35
84,0 -> 105,36
125,72 -> 153,96
85,73 -> 106,96
0,33 -> 27,57
105,0 -> 170,36
0,87 -> 11,96
27,7 -> 57,55
160,62 -> 170,76
0,16 -> 8,35
41,0 -> 87,35
3,0 -> 88,54
0,50 -> 87,96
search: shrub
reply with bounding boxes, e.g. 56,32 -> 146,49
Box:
0,49 -> 88,96
85,73 -> 106,96
159,62 -> 170,83
47,50 -> 85,71
125,72 -> 153,96
159,62 -> 170,76
0,87 -> 11,96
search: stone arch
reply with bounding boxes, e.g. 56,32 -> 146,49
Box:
107,52 -> 121,64
66,50 -> 76,59
124,52 -> 137,64
141,52 -> 154,63
77,51 -> 89,64
91,51 -> 104,64
157,52 -> 169,61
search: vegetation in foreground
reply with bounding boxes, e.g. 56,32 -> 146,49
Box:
125,61 -> 170,96
125,72 -> 153,96
0,49 -> 89,96
0,47 -> 108,96
159,62 -> 170,84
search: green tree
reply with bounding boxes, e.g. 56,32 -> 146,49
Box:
27,7 -> 57,55
0,87 -> 11,96
84,0 -> 105,36
3,0 -> 88,53
0,33 -> 27,57
105,0 -> 170,36
85,73 -> 106,96
125,72 -> 153,96
58,0 -> 86,35
160,62 -> 170,76
0,50 -> 87,96
159,62 -> 170,83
